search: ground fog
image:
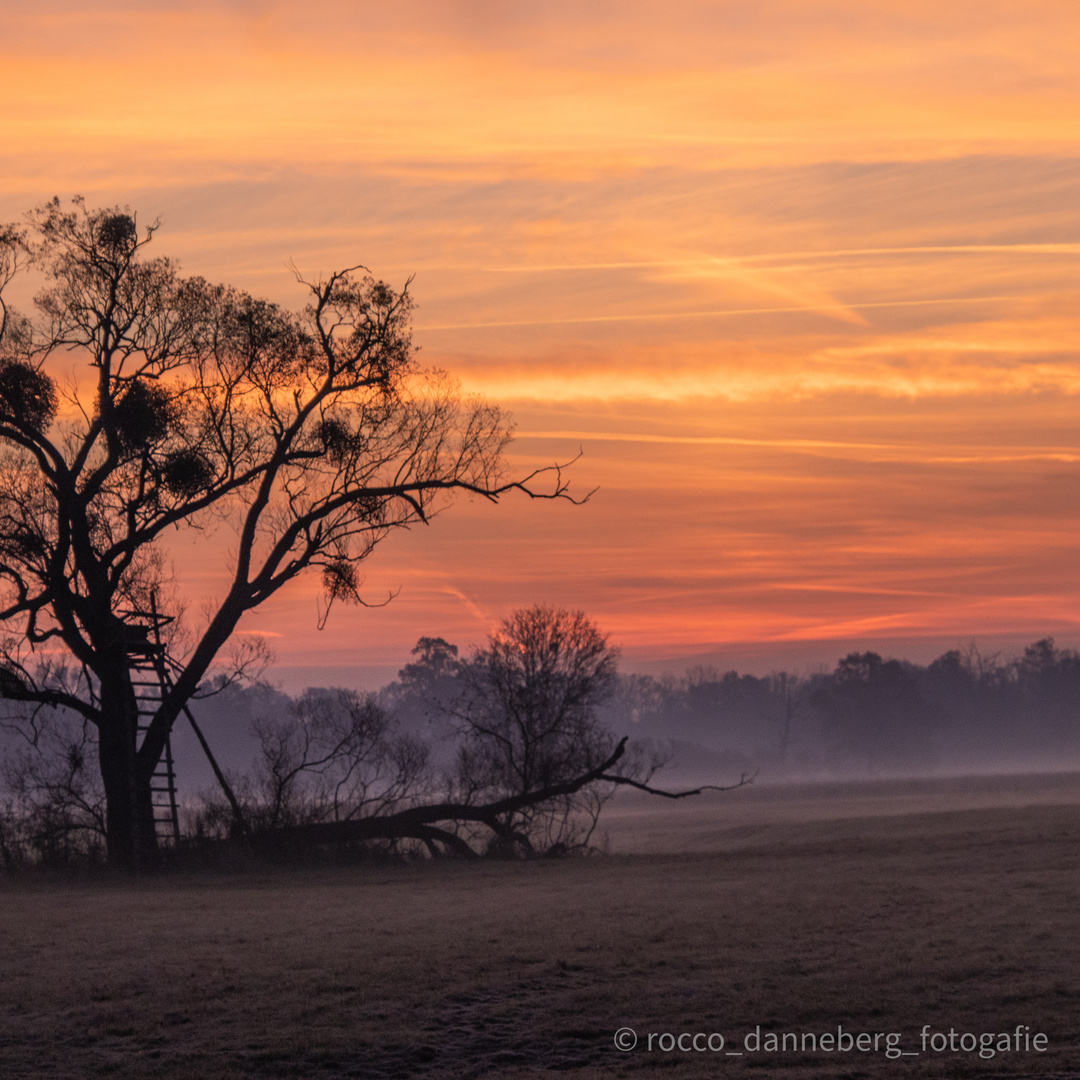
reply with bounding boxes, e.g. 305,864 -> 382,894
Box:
2,773 -> 1079,1079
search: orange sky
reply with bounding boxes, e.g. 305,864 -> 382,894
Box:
3,1 -> 1080,685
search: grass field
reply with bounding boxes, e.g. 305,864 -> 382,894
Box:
2,773 -> 1080,1079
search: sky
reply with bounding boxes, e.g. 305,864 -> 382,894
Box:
3,1 -> 1080,688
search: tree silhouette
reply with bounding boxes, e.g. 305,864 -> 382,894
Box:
817,652 -> 930,771
0,198 -> 573,867
447,606 -> 623,854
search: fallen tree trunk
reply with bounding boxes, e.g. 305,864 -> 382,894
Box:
264,737 -> 752,856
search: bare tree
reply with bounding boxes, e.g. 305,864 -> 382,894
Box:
258,688 -> 429,830
0,197 -> 574,867
194,687 -> 430,852
0,706 -> 106,867
446,606 -> 624,854
764,670 -> 812,767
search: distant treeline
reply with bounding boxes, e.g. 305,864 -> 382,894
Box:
589,639 -> 1080,779
377,636 -> 1080,781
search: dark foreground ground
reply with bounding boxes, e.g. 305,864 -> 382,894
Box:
2,773 -> 1080,1079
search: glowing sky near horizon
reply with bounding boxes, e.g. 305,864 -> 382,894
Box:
3,0 -> 1080,678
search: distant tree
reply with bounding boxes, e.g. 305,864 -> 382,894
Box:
817,652 -> 932,772
381,635 -> 464,735
1013,638 -> 1080,750
399,636 -> 462,689
925,649 -> 975,707
0,197 -> 575,868
762,670 -> 813,766
921,643 -> 1070,765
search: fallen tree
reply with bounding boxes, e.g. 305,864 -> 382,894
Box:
271,734 -> 751,858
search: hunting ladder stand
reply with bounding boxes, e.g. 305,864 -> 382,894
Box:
122,594 -> 254,852
124,595 -> 181,847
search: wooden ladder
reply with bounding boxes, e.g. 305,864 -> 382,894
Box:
125,604 -> 181,848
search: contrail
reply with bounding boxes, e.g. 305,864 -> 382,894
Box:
418,293 -> 1028,331
513,430 -> 1080,462
441,586 -> 493,628
474,243 -> 1080,273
